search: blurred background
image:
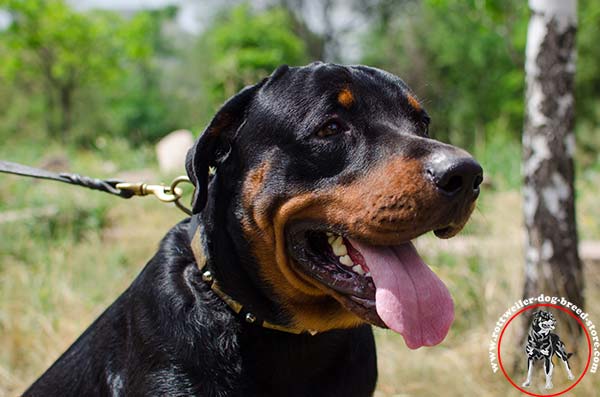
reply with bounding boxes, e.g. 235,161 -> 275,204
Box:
0,0 -> 599,396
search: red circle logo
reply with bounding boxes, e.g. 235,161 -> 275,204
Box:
497,303 -> 592,396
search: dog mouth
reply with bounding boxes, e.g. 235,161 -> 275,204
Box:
539,320 -> 556,333
287,222 -> 455,349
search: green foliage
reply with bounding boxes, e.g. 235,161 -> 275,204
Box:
202,4 -> 310,102
472,117 -> 522,190
1,0 -> 121,138
0,0 -> 179,144
575,0 -> 600,164
361,0 -> 528,149
98,7 -> 182,144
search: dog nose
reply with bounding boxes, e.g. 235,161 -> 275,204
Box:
426,155 -> 483,198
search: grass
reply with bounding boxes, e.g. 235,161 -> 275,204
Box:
1,137 -> 599,396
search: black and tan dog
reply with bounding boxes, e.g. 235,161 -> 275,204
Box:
25,63 -> 482,397
522,311 -> 575,389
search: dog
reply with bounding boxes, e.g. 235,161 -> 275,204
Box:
24,62 -> 482,397
522,311 -> 575,389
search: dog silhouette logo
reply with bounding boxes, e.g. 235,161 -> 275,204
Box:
522,311 -> 575,389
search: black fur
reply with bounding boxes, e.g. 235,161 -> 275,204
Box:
25,62 -> 477,396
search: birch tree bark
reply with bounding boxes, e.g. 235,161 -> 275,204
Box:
522,0 -> 583,348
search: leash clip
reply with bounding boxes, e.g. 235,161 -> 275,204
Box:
116,176 -> 194,215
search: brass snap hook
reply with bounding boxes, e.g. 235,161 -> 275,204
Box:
115,176 -> 194,215
170,176 -> 193,215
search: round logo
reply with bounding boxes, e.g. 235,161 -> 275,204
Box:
488,296 -> 598,396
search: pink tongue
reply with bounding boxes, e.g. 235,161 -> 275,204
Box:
349,240 -> 454,349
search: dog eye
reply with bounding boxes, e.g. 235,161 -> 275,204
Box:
316,120 -> 346,138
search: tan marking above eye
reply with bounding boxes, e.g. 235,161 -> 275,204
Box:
406,93 -> 421,111
337,88 -> 354,108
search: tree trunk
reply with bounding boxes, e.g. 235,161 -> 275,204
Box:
521,0 -> 582,350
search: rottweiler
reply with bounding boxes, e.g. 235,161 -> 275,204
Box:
522,311 -> 575,389
25,62 -> 482,397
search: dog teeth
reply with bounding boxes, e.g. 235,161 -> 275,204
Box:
329,235 -> 347,256
339,255 -> 353,267
352,265 -> 365,275
327,233 -> 366,276
327,233 -> 341,247
332,242 -> 347,256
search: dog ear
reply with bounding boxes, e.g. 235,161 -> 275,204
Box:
186,65 -> 290,213
185,81 -> 265,214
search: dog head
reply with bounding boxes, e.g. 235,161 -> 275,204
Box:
186,63 -> 482,348
532,311 -> 556,335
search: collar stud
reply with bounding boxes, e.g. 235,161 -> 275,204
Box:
202,270 -> 213,283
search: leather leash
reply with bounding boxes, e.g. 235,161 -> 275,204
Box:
0,160 -> 193,215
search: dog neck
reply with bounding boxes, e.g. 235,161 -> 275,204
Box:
531,326 -> 550,340
190,177 -> 317,335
